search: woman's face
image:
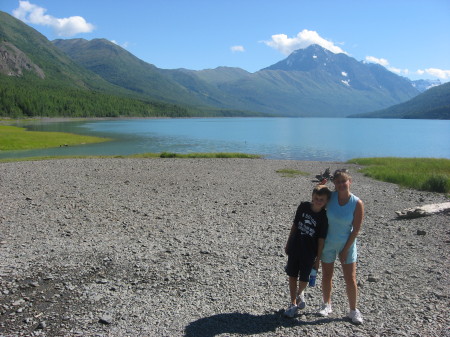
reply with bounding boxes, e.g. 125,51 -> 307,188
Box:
334,176 -> 351,192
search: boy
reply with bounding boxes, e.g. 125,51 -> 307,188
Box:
284,184 -> 331,318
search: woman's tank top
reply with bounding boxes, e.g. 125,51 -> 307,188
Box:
326,191 -> 359,242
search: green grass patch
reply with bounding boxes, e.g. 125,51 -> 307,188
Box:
348,157 -> 450,193
0,152 -> 261,163
0,125 -> 110,151
276,168 -> 309,177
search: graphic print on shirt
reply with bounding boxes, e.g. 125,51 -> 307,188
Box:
297,212 -> 317,237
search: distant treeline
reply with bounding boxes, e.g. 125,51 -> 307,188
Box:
0,77 -> 190,118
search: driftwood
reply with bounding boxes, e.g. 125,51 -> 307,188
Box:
395,202 -> 450,219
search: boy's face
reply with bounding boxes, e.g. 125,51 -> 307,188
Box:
311,193 -> 328,210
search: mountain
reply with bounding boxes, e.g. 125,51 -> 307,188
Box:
52,38 -> 218,107
0,11 -> 192,118
193,45 -> 420,116
55,40 -> 420,117
0,11 -> 427,118
350,81 -> 450,119
411,79 -> 442,93
52,38 -> 261,113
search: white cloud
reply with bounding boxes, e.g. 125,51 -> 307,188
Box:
365,56 -> 389,67
263,29 -> 347,55
111,40 -> 129,49
13,0 -> 95,37
341,71 -> 348,77
365,56 -> 410,76
417,68 -> 450,79
231,45 -> 245,53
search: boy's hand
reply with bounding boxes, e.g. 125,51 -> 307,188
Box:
313,260 -> 320,271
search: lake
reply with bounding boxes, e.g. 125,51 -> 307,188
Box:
2,118 -> 450,161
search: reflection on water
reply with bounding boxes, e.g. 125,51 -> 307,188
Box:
2,118 -> 449,161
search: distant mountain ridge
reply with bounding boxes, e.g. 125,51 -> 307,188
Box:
1,10 -> 448,119
54,38 -> 421,116
351,81 -> 450,119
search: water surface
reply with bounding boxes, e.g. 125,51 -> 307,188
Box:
2,118 -> 449,161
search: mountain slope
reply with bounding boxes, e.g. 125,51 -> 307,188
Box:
350,82 -> 450,119
0,11 -> 192,117
53,39 -> 421,117
52,39 -> 252,111
193,45 -> 419,116
1,10 -> 426,118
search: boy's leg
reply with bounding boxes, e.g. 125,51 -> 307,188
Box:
297,280 -> 308,297
296,280 -> 308,309
288,276 -> 298,304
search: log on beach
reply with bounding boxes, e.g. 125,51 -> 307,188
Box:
0,158 -> 448,337
395,202 -> 450,219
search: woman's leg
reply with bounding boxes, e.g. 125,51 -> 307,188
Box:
342,262 -> 357,310
321,262 -> 334,304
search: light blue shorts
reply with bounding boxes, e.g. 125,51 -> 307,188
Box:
321,239 -> 357,264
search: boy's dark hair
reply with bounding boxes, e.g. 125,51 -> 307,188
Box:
313,184 -> 332,199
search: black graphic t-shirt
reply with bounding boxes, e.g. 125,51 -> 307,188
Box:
287,202 -> 329,261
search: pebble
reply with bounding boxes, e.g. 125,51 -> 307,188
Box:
0,158 -> 448,337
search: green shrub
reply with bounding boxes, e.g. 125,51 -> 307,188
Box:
348,157 -> 450,193
421,175 -> 450,193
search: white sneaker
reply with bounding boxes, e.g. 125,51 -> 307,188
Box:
284,304 -> 298,318
348,309 -> 363,324
296,291 -> 306,310
318,303 -> 333,317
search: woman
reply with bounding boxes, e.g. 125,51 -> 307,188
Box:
319,169 -> 364,324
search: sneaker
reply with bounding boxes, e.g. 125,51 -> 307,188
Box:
296,291 -> 306,310
284,304 -> 298,318
348,309 -> 363,324
318,303 -> 333,317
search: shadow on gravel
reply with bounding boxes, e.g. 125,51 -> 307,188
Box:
184,311 -> 345,337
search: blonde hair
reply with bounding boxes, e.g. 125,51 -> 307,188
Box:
333,169 -> 351,181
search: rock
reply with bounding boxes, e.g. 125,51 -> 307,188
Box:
99,315 -> 113,325
36,321 -> 46,330
368,276 -> 380,282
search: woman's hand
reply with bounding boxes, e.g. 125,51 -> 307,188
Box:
339,250 -> 349,264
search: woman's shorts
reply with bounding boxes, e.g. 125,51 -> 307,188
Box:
321,239 -> 357,264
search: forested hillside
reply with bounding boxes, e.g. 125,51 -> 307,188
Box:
351,82 -> 450,119
0,11 -> 195,118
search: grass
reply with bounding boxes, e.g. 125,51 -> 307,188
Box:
0,125 -> 110,151
348,157 -> 450,193
276,168 -> 309,177
0,152 -> 261,163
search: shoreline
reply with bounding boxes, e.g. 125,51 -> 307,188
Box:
0,158 -> 448,336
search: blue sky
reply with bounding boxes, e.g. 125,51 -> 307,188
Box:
1,0 -> 449,82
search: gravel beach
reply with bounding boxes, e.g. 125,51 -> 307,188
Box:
0,158 -> 449,337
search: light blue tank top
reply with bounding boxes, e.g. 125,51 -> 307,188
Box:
326,191 -> 359,242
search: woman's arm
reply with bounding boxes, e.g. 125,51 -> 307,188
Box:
314,238 -> 325,270
339,199 -> 364,263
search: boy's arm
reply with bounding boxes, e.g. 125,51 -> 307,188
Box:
314,238 -> 325,270
285,223 -> 297,255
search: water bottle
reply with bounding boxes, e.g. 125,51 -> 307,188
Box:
308,268 -> 317,287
